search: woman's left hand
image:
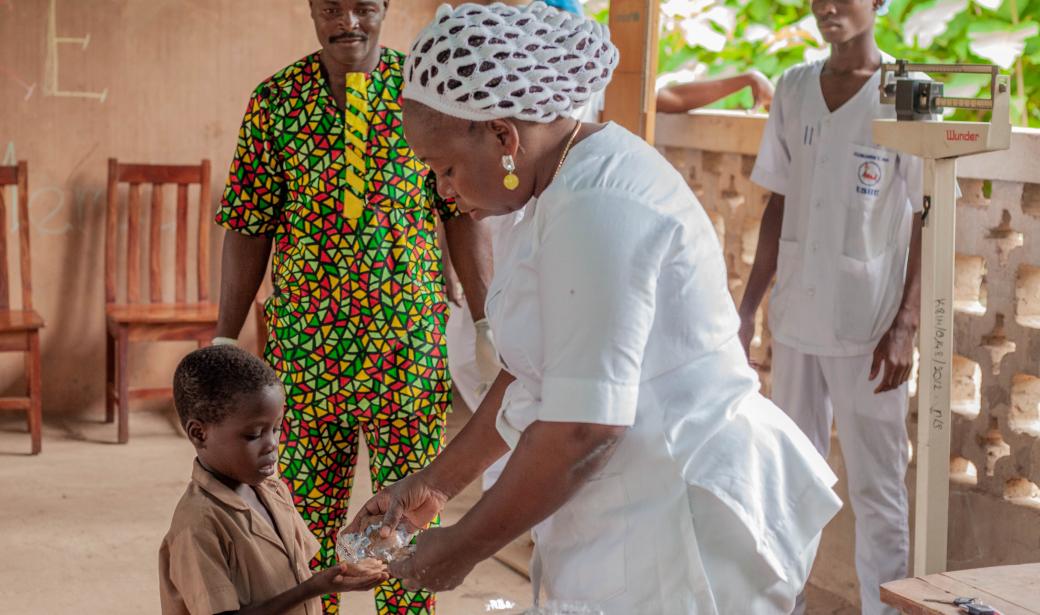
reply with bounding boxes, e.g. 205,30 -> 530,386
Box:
390,526 -> 479,592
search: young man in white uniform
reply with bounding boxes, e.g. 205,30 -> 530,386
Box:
740,1 -> 923,613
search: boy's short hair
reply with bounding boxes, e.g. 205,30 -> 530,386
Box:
173,345 -> 282,427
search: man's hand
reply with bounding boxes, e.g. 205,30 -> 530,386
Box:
870,317 -> 916,394
443,264 -> 464,308
346,470 -> 449,539
389,526 -> 478,592
473,318 -> 501,395
738,312 -> 755,358
215,232 -> 272,340
308,560 -> 389,594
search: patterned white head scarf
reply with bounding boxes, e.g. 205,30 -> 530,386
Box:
403,2 -> 619,123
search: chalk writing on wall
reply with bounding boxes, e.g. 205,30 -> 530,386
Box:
0,65 -> 35,101
3,140 -> 107,236
43,0 -> 108,103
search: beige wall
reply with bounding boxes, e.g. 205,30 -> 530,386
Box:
0,0 -> 474,420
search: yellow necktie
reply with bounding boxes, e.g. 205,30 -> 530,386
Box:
342,72 -> 369,220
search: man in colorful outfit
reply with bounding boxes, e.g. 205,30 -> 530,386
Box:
213,2 -> 492,614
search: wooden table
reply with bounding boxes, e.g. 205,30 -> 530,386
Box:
881,563 -> 1040,614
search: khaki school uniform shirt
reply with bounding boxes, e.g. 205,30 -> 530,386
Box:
159,460 -> 321,615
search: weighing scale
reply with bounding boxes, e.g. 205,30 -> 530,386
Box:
873,61 -> 1011,575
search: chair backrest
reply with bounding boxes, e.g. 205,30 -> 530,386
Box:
105,158 -> 212,306
0,161 -> 33,312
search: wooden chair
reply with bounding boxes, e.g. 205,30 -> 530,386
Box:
105,158 -> 217,443
0,162 -> 43,454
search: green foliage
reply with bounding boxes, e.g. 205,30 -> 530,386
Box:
590,0 -> 1039,126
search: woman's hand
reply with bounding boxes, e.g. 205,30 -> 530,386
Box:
346,470 -> 449,538
389,526 -> 478,592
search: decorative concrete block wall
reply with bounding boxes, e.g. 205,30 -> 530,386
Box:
656,111 -> 1040,605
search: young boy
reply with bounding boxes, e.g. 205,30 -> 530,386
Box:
741,1 -> 922,613
160,345 -> 388,614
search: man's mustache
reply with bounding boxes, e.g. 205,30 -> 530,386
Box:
330,32 -> 367,44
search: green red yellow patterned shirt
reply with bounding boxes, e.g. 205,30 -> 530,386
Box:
217,48 -> 456,420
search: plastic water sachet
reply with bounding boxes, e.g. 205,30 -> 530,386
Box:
336,518 -> 416,564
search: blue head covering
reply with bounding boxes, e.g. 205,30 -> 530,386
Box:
541,0 -> 583,15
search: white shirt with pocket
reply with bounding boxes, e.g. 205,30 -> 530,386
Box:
485,122 -> 841,613
750,57 -> 924,357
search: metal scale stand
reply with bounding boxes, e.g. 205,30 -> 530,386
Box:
873,62 -> 1011,575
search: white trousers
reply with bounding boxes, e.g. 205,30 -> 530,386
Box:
770,342 -> 910,615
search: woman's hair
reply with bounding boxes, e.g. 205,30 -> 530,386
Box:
403,2 -> 618,123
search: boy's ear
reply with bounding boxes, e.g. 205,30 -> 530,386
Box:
184,419 -> 207,448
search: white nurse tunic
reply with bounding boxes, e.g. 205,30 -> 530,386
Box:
485,123 -> 842,614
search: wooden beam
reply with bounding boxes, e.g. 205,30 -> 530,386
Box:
602,0 -> 660,142
654,111 -> 768,155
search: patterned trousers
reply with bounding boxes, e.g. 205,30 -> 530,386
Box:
279,403 -> 447,614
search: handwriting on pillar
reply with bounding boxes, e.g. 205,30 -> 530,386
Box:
42,0 -> 108,102
930,298 -> 948,430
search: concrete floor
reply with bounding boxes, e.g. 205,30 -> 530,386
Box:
0,407 -> 855,614
0,409 -> 530,614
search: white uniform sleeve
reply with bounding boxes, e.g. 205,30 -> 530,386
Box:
750,72 -> 791,195
536,189 -> 666,426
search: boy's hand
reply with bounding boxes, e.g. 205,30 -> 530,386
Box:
311,560 -> 389,594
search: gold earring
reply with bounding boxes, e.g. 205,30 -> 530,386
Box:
502,155 -> 519,190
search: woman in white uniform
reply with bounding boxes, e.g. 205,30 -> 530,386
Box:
350,4 -> 842,613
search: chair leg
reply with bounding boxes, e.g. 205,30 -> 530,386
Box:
117,328 -> 130,444
26,332 -> 42,455
105,328 -> 116,423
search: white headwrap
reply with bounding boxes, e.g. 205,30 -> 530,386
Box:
403,2 -> 619,123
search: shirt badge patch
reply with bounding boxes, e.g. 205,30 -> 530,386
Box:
856,161 -> 882,196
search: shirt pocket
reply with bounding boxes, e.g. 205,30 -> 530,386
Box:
834,250 -> 895,344
368,143 -> 430,213
844,142 -> 898,262
535,473 -> 629,603
282,159 -> 342,230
